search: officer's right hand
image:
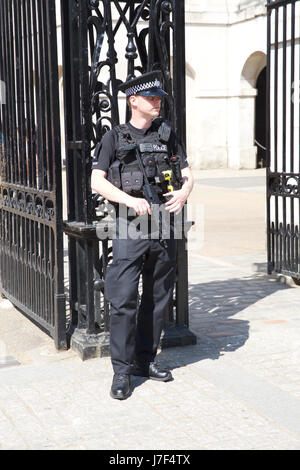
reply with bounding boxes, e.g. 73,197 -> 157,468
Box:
126,196 -> 152,216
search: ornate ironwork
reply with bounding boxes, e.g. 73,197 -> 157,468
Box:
268,173 -> 300,197
86,0 -> 182,144
0,186 -> 56,222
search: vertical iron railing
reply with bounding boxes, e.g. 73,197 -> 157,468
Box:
267,0 -> 300,279
61,0 -> 110,358
61,0 -> 196,359
0,0 -> 66,349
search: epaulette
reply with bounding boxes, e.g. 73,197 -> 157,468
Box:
158,120 -> 171,144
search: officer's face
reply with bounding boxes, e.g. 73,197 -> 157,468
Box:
131,95 -> 161,118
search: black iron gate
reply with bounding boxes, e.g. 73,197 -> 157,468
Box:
0,0 -> 66,349
267,0 -> 300,279
0,0 -> 195,357
61,0 -> 196,359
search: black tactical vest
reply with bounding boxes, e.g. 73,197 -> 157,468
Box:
107,120 -> 179,199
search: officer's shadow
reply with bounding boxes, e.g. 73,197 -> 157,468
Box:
152,265 -> 291,372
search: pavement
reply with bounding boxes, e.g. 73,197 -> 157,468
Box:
1,167 -> 300,450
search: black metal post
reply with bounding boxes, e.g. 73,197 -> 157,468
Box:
160,0 -> 196,348
61,0 -> 110,359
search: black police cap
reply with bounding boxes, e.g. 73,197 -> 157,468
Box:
118,71 -> 167,98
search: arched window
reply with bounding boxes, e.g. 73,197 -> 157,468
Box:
240,51 -> 266,169
255,66 -> 267,168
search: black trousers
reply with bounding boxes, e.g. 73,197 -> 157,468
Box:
105,234 -> 177,374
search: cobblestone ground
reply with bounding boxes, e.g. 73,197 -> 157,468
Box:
0,169 -> 300,450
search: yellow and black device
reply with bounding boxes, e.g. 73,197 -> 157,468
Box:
162,169 -> 174,192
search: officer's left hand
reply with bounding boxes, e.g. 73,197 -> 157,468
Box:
163,188 -> 189,215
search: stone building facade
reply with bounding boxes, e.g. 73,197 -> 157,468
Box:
185,0 -> 268,169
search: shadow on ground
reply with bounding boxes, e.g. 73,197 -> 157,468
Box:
157,268 -> 290,370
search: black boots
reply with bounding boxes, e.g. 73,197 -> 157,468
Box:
110,363 -> 172,400
110,374 -> 131,400
132,362 -> 173,382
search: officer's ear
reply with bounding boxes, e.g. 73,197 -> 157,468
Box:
129,94 -> 140,110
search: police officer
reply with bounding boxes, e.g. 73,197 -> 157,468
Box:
91,71 -> 194,400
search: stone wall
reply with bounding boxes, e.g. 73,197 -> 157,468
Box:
185,0 -> 267,169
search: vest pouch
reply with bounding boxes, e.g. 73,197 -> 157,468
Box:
121,171 -> 143,194
108,160 -> 121,188
143,156 -> 156,179
156,154 -> 171,173
131,171 -> 143,191
121,172 -> 132,193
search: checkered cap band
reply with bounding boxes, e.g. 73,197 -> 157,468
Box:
125,78 -> 161,97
